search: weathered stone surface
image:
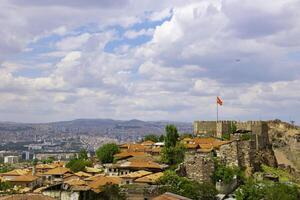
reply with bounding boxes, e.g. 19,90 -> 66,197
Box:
179,152 -> 215,183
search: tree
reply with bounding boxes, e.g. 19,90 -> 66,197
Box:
235,180 -> 300,200
159,135 -> 165,142
0,181 -> 12,192
98,184 -> 126,200
212,164 -> 237,184
158,171 -> 217,200
143,134 -> 159,142
165,125 -> 179,148
96,143 -> 120,164
66,158 -> 92,173
161,143 -> 185,165
78,149 -> 89,160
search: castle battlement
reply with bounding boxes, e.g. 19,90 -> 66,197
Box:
193,120 -> 270,150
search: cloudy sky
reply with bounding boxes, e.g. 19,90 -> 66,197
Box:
0,0 -> 299,123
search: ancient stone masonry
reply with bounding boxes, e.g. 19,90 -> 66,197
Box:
218,141 -> 239,167
193,120 -> 270,150
217,140 -> 258,175
178,152 -> 215,183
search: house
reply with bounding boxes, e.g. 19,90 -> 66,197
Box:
84,167 -> 102,176
74,171 -> 92,179
8,174 -> 41,189
41,181 -> 95,200
0,194 -> 56,200
104,161 -> 166,176
120,170 -> 152,184
4,156 -> 19,164
35,164 -> 56,174
134,172 -> 164,184
0,169 -> 30,181
43,167 -> 70,184
153,192 -> 192,200
88,176 -> 122,193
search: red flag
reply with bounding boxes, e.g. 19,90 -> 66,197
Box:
217,96 -> 223,106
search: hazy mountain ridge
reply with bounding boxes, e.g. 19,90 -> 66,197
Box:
0,119 -> 193,142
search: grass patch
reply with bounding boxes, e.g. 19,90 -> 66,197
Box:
261,164 -> 293,182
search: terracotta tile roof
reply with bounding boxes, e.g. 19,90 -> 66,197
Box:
199,143 -> 213,149
141,140 -> 155,146
84,174 -> 105,181
182,137 -> 193,142
114,151 -> 149,160
74,171 -> 92,177
145,147 -> 162,153
44,167 -> 70,175
120,143 -> 150,152
185,143 -> 200,149
127,155 -> 154,162
153,192 -> 192,200
64,179 -> 86,186
0,169 -> 30,176
36,164 -> 56,170
0,194 -> 56,200
212,140 -> 232,149
120,170 -> 152,179
119,161 -> 164,170
85,167 -> 102,173
9,175 -> 38,182
88,176 -> 122,192
134,172 -> 163,184
192,137 -> 218,144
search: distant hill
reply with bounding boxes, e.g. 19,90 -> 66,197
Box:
0,119 -> 193,142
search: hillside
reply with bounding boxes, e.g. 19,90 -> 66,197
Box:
268,120 -> 300,171
0,119 -> 193,142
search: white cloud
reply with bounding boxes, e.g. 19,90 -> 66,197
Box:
0,0 -> 300,123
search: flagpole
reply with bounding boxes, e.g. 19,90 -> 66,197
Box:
217,99 -> 219,122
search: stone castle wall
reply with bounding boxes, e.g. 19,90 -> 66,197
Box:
193,121 -> 217,136
194,120 -> 270,150
218,141 -> 239,167
180,152 -> 215,183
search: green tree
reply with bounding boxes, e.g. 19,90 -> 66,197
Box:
143,134 -> 159,142
212,163 -> 238,184
0,181 -> 13,192
235,180 -> 300,200
96,143 -> 120,164
78,149 -> 89,160
98,184 -> 126,200
161,143 -> 185,165
0,165 -> 14,173
159,135 -> 165,142
66,158 -> 92,173
158,171 -> 217,200
165,125 -> 179,148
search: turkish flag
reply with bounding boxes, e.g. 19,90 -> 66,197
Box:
217,96 -> 223,106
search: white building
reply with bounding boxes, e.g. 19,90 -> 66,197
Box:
4,156 -> 19,164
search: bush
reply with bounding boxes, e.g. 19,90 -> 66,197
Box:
98,184 -> 126,200
66,158 -> 92,172
143,134 -> 159,142
96,143 -> 120,164
158,171 -> 217,200
235,180 -> 300,200
161,143 -> 185,165
222,133 -> 231,140
212,161 -> 242,184
0,181 -> 12,192
239,133 -> 253,141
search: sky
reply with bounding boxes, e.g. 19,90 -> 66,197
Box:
0,0 -> 300,123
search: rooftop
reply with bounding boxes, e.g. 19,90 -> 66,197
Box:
134,172 -> 163,184
44,167 -> 70,175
